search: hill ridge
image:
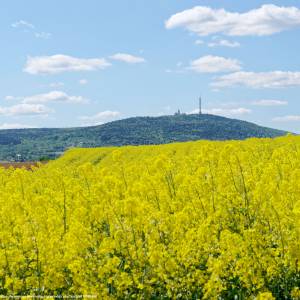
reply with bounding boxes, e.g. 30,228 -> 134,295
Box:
0,114 -> 287,161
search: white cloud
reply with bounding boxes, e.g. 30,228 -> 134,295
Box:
0,123 -> 35,129
49,82 -> 64,88
12,20 -> 51,39
24,54 -> 111,75
110,53 -> 146,64
273,115 -> 300,122
252,99 -> 288,106
165,68 -> 186,74
213,71 -> 300,88
35,32 -> 52,39
4,96 -> 21,101
190,55 -> 241,73
5,96 -> 14,101
191,107 -> 251,117
11,20 -> 34,29
208,39 -> 240,48
165,5 -> 300,36
79,79 -> 88,85
0,104 -> 52,116
195,39 -> 204,45
22,91 -> 88,104
79,111 -> 121,126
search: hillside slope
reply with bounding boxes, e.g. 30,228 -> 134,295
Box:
0,114 -> 287,161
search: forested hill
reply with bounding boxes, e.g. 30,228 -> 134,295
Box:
0,114 -> 287,161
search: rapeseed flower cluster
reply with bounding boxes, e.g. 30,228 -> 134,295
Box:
0,136 -> 300,299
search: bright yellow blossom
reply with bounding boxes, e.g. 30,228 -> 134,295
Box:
0,135 -> 299,298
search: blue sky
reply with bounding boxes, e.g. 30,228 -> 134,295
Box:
0,0 -> 300,132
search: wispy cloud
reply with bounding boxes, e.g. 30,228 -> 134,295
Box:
24,55 -> 111,75
0,123 -> 35,129
11,20 -> 51,39
110,53 -> 146,64
49,82 -> 64,88
212,71 -> 300,88
165,61 -> 187,74
195,39 -> 204,45
11,20 -> 35,29
252,99 -> 288,106
4,96 -> 22,101
79,79 -> 88,85
79,111 -> 121,126
34,32 -> 52,39
208,39 -> 240,48
273,115 -> 300,122
4,91 -> 90,107
190,55 -> 241,73
0,104 -> 52,116
22,91 -> 89,104
166,5 -> 300,36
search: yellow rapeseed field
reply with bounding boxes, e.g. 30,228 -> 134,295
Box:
0,135 -> 300,299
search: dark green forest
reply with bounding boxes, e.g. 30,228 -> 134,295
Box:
0,114 -> 287,161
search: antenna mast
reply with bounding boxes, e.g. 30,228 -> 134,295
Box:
199,96 -> 202,115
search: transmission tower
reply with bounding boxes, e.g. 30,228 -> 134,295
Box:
199,96 -> 202,115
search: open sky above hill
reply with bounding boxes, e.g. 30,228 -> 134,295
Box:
0,0 -> 300,132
